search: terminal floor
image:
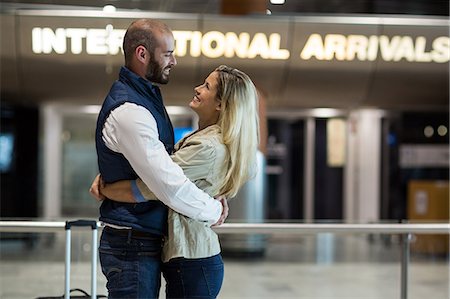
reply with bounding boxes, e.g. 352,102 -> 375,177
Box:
1,233 -> 448,299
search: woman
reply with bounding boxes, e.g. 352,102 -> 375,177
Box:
91,65 -> 259,298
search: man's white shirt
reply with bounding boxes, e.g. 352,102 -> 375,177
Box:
102,102 -> 222,225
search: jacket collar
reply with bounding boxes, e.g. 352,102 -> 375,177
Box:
119,66 -> 160,100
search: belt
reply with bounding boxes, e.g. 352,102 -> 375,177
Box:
103,226 -> 162,240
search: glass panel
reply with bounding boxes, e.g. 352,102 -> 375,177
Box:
169,114 -> 196,143
0,230 -> 448,298
314,118 -> 344,220
61,114 -> 98,217
267,118 -> 305,220
382,112 -> 449,221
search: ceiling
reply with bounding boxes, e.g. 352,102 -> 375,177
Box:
1,0 -> 449,16
1,1 -> 448,110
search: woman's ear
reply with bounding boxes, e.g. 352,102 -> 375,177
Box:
215,101 -> 222,111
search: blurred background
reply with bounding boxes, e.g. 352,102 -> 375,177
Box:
0,1 -> 449,298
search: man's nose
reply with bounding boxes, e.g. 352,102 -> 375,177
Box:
171,55 -> 177,66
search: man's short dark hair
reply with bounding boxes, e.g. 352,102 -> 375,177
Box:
123,19 -> 171,66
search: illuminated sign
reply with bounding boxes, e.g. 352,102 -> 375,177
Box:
301,33 -> 450,63
32,25 -> 125,55
31,27 -> 450,63
31,27 -> 289,59
172,31 -> 289,59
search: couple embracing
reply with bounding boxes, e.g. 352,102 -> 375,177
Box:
89,18 -> 259,299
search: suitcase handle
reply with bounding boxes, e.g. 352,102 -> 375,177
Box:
65,219 -> 98,299
65,220 -> 97,230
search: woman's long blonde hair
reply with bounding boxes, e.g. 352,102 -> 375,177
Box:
215,65 -> 260,198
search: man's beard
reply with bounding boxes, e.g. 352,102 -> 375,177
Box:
145,60 -> 169,84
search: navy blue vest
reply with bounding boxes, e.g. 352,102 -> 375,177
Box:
95,66 -> 174,235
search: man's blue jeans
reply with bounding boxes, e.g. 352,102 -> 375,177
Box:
162,254 -> 224,299
99,227 -> 163,299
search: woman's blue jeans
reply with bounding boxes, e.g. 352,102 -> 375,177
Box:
99,227 -> 163,299
162,254 -> 224,299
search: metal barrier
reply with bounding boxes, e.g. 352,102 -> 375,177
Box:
1,221 -> 449,299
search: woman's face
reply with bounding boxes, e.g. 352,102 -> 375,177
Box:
190,71 -> 221,121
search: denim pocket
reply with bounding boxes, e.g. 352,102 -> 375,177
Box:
102,254 -> 141,291
201,263 -> 224,297
163,255 -> 224,298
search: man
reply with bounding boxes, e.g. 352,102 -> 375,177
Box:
93,19 -> 227,299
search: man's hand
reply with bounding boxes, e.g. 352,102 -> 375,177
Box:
212,195 -> 229,227
89,174 -> 105,201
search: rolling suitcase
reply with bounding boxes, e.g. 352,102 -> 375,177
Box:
37,220 -> 105,299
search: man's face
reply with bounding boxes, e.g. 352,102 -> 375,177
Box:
145,32 -> 177,84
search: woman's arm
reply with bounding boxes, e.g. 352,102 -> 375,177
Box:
101,179 -> 136,203
89,174 -> 105,201
89,173 -> 158,203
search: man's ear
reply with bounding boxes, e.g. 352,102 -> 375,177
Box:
136,45 -> 147,63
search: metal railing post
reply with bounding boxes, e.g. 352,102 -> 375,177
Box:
64,226 -> 71,299
91,227 -> 98,299
400,233 -> 411,299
